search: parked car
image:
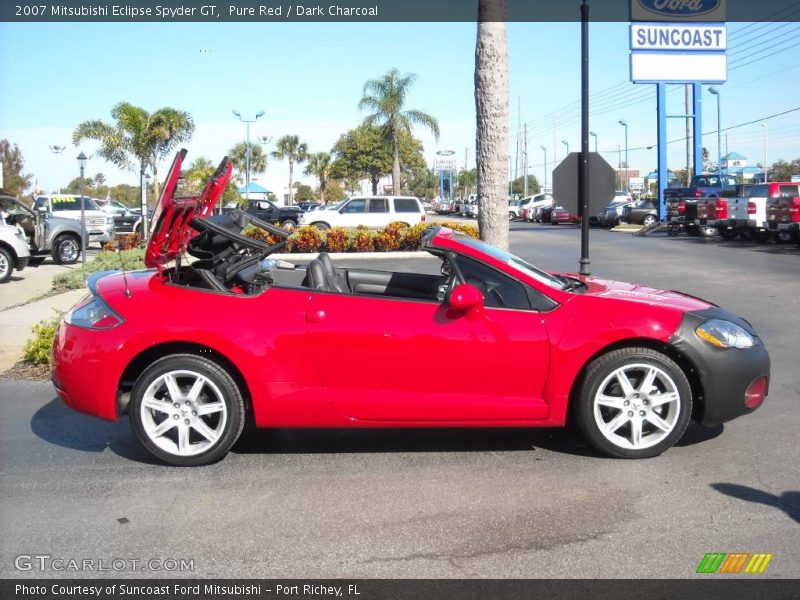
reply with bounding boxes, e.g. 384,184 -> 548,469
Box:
224,199 -> 303,230
465,199 -> 479,218
598,199 -> 637,227
0,222 -> 30,283
664,174 -> 738,237
99,200 -> 143,234
508,199 -> 521,220
51,150 -> 771,465
421,200 -> 433,212
766,183 -> 800,246
729,182 -> 800,244
696,184 -> 752,240
551,206 -> 581,225
620,200 -> 658,227
520,194 -> 555,222
0,195 -> 88,264
33,194 -> 115,245
297,202 -> 321,212
299,196 -> 425,230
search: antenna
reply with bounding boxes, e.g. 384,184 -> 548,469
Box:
116,238 -> 132,298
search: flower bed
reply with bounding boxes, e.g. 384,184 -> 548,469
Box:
242,222 -> 479,254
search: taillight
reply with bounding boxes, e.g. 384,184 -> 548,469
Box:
421,214 -> 426,222
64,294 -> 123,330
748,201 -> 756,215
744,376 -> 768,409
678,200 -> 686,214
695,190 -> 703,197
715,199 -> 728,220
790,198 -> 800,223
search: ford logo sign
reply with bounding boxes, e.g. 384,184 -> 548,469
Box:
436,150 -> 456,156
637,0 -> 721,17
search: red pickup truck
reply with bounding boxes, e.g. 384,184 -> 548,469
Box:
766,182 -> 800,246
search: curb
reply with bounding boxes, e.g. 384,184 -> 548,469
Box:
270,251 -> 432,260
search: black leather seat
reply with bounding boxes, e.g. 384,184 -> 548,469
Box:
317,252 -> 348,293
303,259 -> 329,291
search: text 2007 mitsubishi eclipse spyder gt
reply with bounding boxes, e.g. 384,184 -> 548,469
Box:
51,151 -> 770,466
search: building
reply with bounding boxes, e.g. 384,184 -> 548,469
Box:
719,152 -> 764,181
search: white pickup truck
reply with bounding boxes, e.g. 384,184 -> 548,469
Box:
727,183 -> 800,243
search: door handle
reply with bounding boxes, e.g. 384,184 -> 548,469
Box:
306,309 -> 326,323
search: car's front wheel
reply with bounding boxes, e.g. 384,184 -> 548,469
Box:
310,222 -> 330,231
52,234 -> 81,265
642,215 -> 657,228
280,219 -> 298,231
129,354 -> 245,466
0,247 -> 13,283
574,348 -> 692,459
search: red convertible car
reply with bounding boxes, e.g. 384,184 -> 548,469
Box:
52,151 -> 770,466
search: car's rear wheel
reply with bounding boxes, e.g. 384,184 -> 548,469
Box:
0,247 -> 13,283
509,211 -> 515,221
772,230 -> 792,244
642,215 -> 657,228
281,219 -> 298,232
751,230 -> 771,244
52,234 -> 81,265
311,222 -> 330,231
129,355 -> 245,466
574,348 -> 692,459
718,227 -> 736,240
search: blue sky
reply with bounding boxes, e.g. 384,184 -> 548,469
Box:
0,20 -> 798,195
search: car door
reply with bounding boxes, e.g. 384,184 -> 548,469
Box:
305,260 -> 551,423
337,197 -> 368,227
365,197 -> 390,228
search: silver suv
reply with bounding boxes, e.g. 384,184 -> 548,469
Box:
33,194 -> 114,245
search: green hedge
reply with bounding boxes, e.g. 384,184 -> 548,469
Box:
22,312 -> 63,365
52,248 -> 146,291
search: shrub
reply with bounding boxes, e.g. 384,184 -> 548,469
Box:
324,227 -> 349,253
351,228 -> 375,252
290,226 -> 323,253
22,312 -> 63,365
242,224 -> 283,247
52,248 -> 146,291
102,232 -> 141,251
374,227 -> 403,252
401,223 -> 430,250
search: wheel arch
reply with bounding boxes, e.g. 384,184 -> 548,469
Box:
0,240 -> 19,260
566,337 -> 706,424
310,221 -> 331,229
117,341 -> 253,418
53,230 -> 82,245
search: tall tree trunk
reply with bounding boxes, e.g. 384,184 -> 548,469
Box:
288,161 -> 294,205
320,178 -> 326,203
391,134 -> 401,195
475,0 -> 509,250
371,175 -> 379,195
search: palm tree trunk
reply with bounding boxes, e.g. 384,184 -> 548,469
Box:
371,175 -> 379,195
288,161 -> 294,205
391,134 -> 401,195
475,0 -> 509,250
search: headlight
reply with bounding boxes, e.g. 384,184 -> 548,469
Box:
695,319 -> 756,349
106,216 -> 114,225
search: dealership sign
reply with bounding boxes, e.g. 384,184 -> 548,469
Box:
630,0 -> 727,83
432,147 -> 459,172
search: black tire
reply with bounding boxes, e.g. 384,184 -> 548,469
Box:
51,234 -> 81,265
310,222 -> 330,231
686,225 -> 700,237
718,227 -> 737,240
642,215 -> 657,228
750,230 -> 771,244
129,354 -> 245,466
573,347 -> 692,459
509,212 -> 515,221
0,247 -> 13,283
699,226 -> 717,238
772,231 -> 792,244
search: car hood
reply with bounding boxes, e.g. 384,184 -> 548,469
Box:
572,275 -> 716,312
145,150 -> 232,268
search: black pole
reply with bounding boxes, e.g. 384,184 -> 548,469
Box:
578,0 -> 590,276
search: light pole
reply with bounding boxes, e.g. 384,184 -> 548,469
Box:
49,145 -> 65,194
561,140 -> 569,158
761,123 -> 768,183
589,131 -> 598,153
232,109 -> 265,201
618,119 -> 629,192
709,87 -> 722,178
77,152 -> 87,266
540,145 -> 548,192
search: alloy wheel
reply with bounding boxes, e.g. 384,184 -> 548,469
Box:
59,239 -> 79,263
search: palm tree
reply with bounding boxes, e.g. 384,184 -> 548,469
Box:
475,0 -> 509,250
184,157 -> 216,192
359,68 -> 440,195
271,135 -> 308,205
304,152 -> 333,203
73,102 -> 194,209
228,142 -> 267,184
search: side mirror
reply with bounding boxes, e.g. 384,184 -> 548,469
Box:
448,283 -> 484,319
36,205 -> 49,215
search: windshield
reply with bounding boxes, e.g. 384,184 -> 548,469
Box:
451,233 -> 567,290
46,196 -> 100,211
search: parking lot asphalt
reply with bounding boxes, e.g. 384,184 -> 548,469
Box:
1,224 -> 798,579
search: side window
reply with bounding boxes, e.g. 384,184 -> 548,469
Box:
34,198 -> 47,210
342,199 -> 367,213
453,255 -> 531,311
394,198 -> 420,213
367,198 -> 389,213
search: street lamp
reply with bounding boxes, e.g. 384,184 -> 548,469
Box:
561,140 -> 569,158
589,131 -> 598,153
540,145 -> 548,192
761,123 -> 768,183
49,145 -> 65,194
232,109 -> 265,201
709,87 -> 722,178
618,120 -> 629,193
77,152 -> 87,266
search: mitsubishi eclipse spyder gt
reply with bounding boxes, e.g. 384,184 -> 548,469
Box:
51,150 -> 771,466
